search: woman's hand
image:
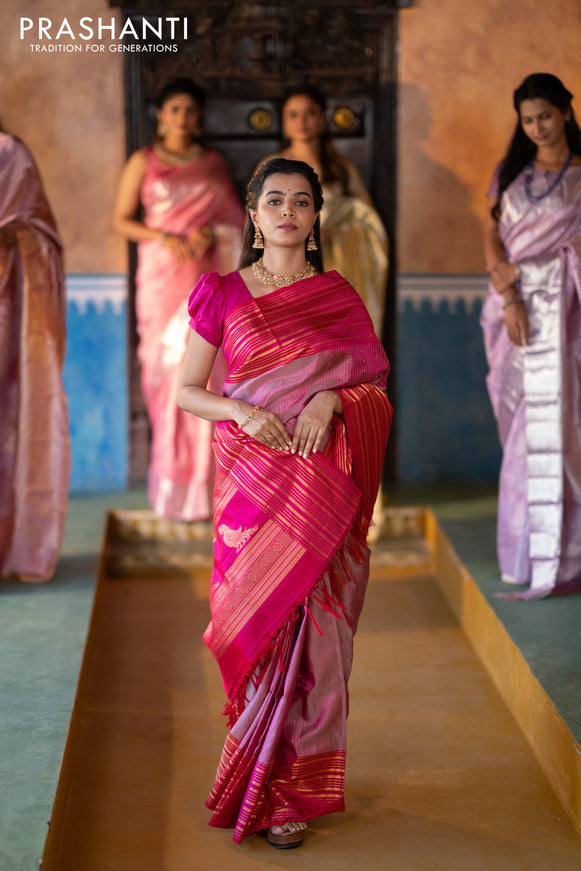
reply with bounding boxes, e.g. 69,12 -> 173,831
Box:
161,232 -> 195,265
162,227 -> 214,264
291,390 -> 342,459
490,261 -> 520,294
502,294 -> 529,346
241,405 -> 291,451
187,226 -> 214,260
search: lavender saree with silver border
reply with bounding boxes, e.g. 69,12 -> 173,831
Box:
481,164 -> 581,598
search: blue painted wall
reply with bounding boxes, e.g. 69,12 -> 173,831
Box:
62,275 -> 128,492
396,275 -> 502,483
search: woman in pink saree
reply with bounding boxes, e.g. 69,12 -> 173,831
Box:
481,73 -> 581,599
114,78 -> 244,520
178,158 -> 392,848
0,131 -> 69,582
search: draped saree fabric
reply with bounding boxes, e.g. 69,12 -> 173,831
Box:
481,163 -> 581,598
319,166 -> 389,338
136,147 -> 244,520
0,134 -> 69,582
188,270 -> 392,841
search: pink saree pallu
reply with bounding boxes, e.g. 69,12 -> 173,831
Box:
189,271 -> 392,841
481,164 -> 581,598
136,148 -> 243,520
0,134 -> 69,582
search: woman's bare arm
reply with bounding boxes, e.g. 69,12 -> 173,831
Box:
483,197 -> 529,346
484,197 -> 520,293
112,150 -> 160,243
177,331 -> 291,449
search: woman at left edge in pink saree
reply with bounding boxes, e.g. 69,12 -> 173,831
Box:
113,78 -> 245,520
177,157 -> 393,849
0,129 -> 70,582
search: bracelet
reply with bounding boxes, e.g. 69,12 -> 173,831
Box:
502,295 -> 522,310
238,404 -> 260,430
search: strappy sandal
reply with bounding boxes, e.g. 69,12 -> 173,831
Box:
267,824 -> 305,849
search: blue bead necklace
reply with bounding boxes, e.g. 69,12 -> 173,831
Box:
524,151 -> 573,203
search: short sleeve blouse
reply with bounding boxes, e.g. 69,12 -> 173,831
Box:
188,271 -> 248,347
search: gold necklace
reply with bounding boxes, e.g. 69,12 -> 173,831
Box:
156,142 -> 203,164
251,257 -> 316,289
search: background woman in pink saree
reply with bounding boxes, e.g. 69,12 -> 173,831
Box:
0,129 -> 69,582
481,73 -> 581,599
178,158 -> 392,849
114,78 -> 244,520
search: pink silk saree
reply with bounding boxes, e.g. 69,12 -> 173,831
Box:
481,163 -> 581,598
0,133 -> 69,582
188,270 -> 392,841
136,147 -> 244,519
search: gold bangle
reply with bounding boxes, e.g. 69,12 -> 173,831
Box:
502,295 -> 521,310
238,404 -> 260,430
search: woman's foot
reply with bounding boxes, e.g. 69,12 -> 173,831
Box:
267,821 -> 307,849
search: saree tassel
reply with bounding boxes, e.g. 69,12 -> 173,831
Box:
336,514 -> 368,567
304,602 -> 324,637
224,606 -> 300,727
224,696 -> 243,729
337,548 -> 351,578
350,531 -> 368,564
329,561 -> 348,591
311,590 -> 347,619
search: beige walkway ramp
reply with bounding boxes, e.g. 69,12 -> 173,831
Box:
42,510 -> 581,870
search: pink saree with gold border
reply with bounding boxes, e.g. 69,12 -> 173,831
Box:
188,270 -> 392,841
136,148 -> 244,520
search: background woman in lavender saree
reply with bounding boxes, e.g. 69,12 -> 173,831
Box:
114,78 -> 244,521
481,73 -> 581,599
178,159 -> 392,849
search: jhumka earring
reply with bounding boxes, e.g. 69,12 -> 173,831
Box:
252,226 -> 264,249
306,228 -> 318,251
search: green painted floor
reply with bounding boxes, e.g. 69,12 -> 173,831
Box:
1,485 -> 579,870
391,483 -> 581,746
0,490 -> 149,871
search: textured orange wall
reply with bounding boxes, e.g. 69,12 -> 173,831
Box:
1,0 -> 126,273
3,2 -> 581,276
398,0 -> 581,273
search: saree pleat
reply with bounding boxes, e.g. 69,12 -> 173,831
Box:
190,270 -> 392,839
207,544 -> 371,842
